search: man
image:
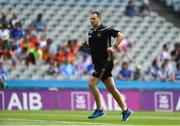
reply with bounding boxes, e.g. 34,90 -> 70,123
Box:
82,11 -> 133,122
30,13 -> 47,32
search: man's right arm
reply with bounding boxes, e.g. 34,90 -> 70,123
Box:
82,41 -> 89,48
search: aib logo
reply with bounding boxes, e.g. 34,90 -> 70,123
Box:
71,91 -> 90,110
154,92 -> 173,112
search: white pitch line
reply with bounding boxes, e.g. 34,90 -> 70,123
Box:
0,118 -> 179,126
1,113 -> 180,121
0,118 -> 134,126
0,119 -> 179,126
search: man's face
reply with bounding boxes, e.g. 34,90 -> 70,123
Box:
90,14 -> 101,28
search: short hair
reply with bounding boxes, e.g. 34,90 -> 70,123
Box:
91,11 -> 101,19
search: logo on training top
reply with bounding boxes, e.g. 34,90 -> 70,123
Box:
71,91 -> 90,110
154,92 -> 173,112
97,33 -> 102,38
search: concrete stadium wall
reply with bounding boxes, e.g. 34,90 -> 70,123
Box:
5,80 -> 180,90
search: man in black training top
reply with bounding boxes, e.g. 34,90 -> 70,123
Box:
82,11 -> 133,122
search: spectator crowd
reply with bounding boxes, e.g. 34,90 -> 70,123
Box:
0,0 -> 179,84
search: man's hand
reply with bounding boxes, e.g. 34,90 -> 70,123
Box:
107,46 -> 117,53
82,41 -> 89,48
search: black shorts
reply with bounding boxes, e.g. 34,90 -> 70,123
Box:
92,60 -> 114,82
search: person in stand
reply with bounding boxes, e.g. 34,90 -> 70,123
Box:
0,62 -> 8,89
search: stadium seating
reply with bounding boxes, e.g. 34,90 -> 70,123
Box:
164,0 -> 180,12
0,0 -> 180,80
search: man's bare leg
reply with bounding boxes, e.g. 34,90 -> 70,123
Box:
104,77 -> 133,121
88,75 -> 101,109
88,75 -> 105,119
104,77 -> 127,111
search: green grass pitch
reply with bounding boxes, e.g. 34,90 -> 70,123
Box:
0,110 -> 180,126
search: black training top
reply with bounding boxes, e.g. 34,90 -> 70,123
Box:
88,24 -> 119,64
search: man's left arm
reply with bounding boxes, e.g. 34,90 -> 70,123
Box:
107,32 -> 124,53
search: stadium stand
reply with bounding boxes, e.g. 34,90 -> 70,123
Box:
163,0 -> 180,12
0,0 -> 180,81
